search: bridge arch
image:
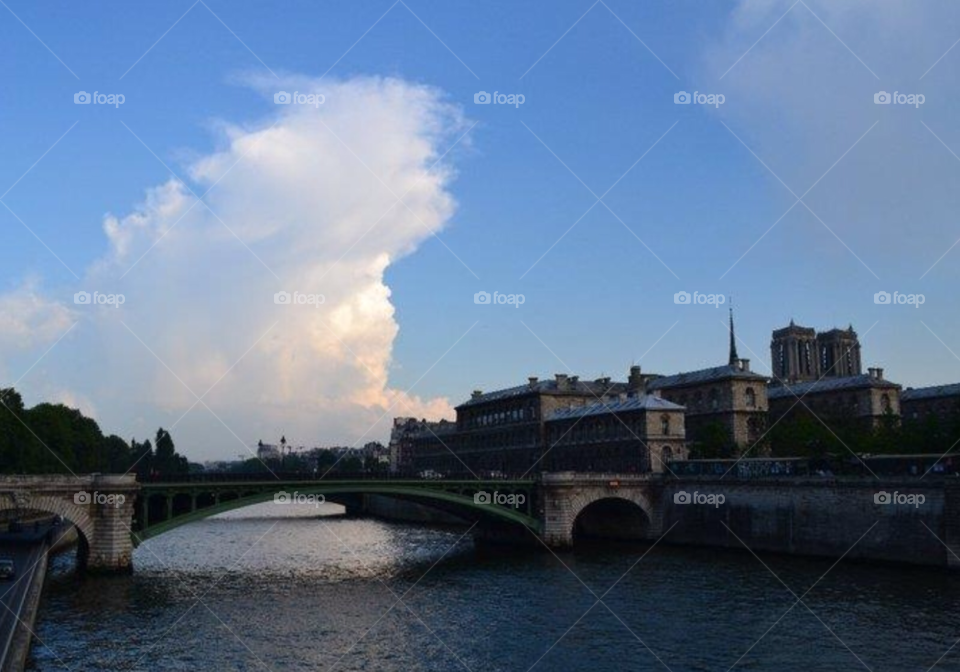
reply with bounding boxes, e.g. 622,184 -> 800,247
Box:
136,484 -> 540,542
568,491 -> 655,544
0,494 -> 96,548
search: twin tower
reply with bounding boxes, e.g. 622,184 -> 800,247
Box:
770,321 -> 862,384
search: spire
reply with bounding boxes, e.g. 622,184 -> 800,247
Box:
728,306 -> 739,366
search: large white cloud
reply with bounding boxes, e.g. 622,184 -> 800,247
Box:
8,75 -> 464,460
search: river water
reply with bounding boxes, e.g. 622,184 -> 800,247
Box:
29,503 -> 960,671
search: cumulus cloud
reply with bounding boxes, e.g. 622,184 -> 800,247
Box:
0,281 -> 75,350
705,0 -> 960,276
7,75 -> 465,459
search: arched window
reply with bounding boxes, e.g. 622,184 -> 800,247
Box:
745,387 -> 756,409
881,393 -> 891,412
660,414 -> 670,435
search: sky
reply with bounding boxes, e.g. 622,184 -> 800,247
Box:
1,0 -> 959,461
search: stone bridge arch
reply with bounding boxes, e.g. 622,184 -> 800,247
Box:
0,493 -> 96,545
540,473 -> 660,548
0,475 -> 139,572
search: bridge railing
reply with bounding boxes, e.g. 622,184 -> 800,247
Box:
666,454 -> 960,479
139,471 -> 536,484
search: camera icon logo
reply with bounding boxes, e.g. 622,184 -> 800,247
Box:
674,491 -> 691,504
474,91 -> 491,104
674,291 -> 691,305
874,491 -> 891,504
674,91 -> 691,104
874,291 -> 891,305
474,291 -> 491,305
74,491 -> 91,505
74,291 -> 91,305
274,291 -> 291,305
274,491 -> 290,504
74,91 -> 91,104
874,91 -> 891,104
274,91 -> 291,104
474,491 -> 491,504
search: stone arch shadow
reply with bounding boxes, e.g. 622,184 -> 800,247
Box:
568,491 -> 655,544
0,494 -> 95,558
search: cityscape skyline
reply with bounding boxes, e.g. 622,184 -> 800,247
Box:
1,0 -> 958,462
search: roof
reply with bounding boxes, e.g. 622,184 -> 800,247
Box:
768,374 -> 900,399
547,394 -> 684,421
645,364 -> 767,390
902,383 -> 960,401
457,379 -> 629,408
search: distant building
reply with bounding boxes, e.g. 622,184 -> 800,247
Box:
545,393 -> 686,473
771,321 -> 862,383
648,311 -> 768,450
768,368 -> 900,429
901,383 -> 960,424
409,368 -> 679,476
768,321 -> 899,429
257,443 -> 280,461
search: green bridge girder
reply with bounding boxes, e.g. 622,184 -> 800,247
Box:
134,479 -> 540,543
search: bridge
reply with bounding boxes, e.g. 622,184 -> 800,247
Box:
4,466 -> 960,572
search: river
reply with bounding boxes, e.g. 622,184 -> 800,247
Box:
28,503 -> 960,671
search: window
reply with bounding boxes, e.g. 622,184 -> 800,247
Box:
745,387 -> 756,409
661,415 -> 670,435
881,393 -> 891,412
710,388 -> 719,410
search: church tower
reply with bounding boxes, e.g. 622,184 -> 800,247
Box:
816,326 -> 862,378
770,320 -> 818,384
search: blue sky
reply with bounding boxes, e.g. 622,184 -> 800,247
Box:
2,0 -> 959,459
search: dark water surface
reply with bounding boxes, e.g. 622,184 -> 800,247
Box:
29,503 -> 960,671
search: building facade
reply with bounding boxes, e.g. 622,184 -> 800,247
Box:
646,311 -> 768,451
409,368 -> 682,476
768,367 -> 901,429
901,384 -> 960,425
771,321 -> 862,383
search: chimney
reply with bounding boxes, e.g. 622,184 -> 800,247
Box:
628,365 -> 643,391
555,373 -> 568,390
875,368 -> 884,380
528,376 -> 539,389
868,367 -> 877,379
570,375 -> 579,385
652,389 -> 662,398
471,390 -> 483,400
740,359 -> 750,372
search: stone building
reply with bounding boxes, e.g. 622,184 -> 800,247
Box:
645,311 -> 768,450
901,383 -> 960,424
545,394 -> 686,473
768,320 -> 899,429
409,367 -> 676,476
771,321 -> 862,383
389,417 -> 455,474
767,367 -> 900,429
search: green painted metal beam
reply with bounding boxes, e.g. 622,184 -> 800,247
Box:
135,481 -> 540,544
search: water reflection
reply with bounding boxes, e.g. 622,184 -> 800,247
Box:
31,504 -> 960,671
